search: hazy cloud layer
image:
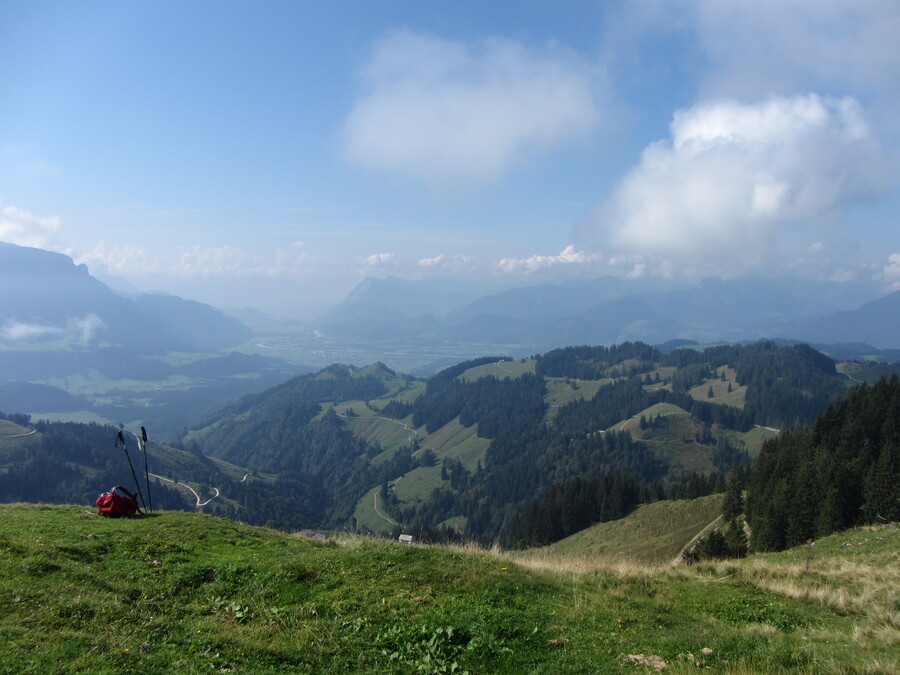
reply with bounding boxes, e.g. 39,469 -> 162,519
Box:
0,201 -> 61,249
883,253 -> 900,291
77,242 -> 159,275
343,31 -> 600,191
362,253 -> 395,267
170,245 -> 319,279
592,94 -> 883,272
687,0 -> 900,103
497,245 -> 602,274
1,314 -> 105,343
416,253 -> 476,275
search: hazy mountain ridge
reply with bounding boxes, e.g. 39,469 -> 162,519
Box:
320,273 -> 896,353
0,242 -> 251,352
789,290 -> 900,349
0,243 -> 308,434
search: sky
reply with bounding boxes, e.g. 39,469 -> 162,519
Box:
1,0 -> 899,315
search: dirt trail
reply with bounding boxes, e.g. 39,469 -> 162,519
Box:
337,412 -> 418,440
671,515 -> 723,566
150,473 -> 220,507
373,491 -> 400,527
0,428 -> 36,438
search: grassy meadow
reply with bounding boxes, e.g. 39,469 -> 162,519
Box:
545,494 -> 726,564
1,503 -> 896,673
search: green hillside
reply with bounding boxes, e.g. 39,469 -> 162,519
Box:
546,494 -> 725,563
170,341 -> 855,542
3,340 -> 860,547
1,504 -> 896,673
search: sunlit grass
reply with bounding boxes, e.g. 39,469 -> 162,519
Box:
1,504 -> 897,674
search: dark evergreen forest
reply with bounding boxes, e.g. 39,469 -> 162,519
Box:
746,374 -> 900,551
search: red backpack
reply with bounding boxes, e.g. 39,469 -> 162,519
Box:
96,486 -> 140,517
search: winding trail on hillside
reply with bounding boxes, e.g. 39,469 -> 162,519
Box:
337,411 -> 419,441
150,473 -> 221,507
373,491 -> 400,527
0,428 -> 36,438
671,515 -> 723,566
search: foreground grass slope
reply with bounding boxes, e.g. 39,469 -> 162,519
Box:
1,504 -> 897,673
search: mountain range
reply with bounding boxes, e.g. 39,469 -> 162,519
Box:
0,243 -> 303,436
2,241 -> 899,436
0,242 -> 251,353
318,274 -> 900,353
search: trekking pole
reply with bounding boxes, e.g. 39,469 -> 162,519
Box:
115,431 -> 147,512
140,427 -> 152,512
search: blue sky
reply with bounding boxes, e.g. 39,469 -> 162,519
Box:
1,1 -> 898,314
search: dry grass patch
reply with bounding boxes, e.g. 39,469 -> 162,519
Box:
502,548 -> 663,581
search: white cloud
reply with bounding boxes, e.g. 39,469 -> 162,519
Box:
343,30 -> 601,192
1,320 -> 59,341
593,94 -> 883,272
0,201 -> 61,249
362,252 -> 395,267
497,245 -> 602,274
416,253 -> 475,274
1,313 -> 105,343
883,253 -> 900,290
76,242 -> 158,275
418,253 -> 448,268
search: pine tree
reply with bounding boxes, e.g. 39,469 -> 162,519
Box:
722,468 -> 745,520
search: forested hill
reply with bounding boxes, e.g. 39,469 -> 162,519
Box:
0,414 -> 328,530
747,374 -> 900,551
178,340 -> 855,541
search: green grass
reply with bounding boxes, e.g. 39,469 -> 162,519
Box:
1,504 -> 896,674
608,402 -> 690,433
392,465 -> 444,503
351,485 -> 396,533
687,367 -> 747,409
418,419 -> 489,473
343,415 -> 420,455
546,495 -> 725,564
370,379 -> 426,408
732,425 -> 781,458
349,417 -> 489,528
0,422 -> 39,464
460,359 -> 535,381
544,377 -> 609,421
0,420 -> 32,437
612,406 -> 717,475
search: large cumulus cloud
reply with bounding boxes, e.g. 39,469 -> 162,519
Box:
593,94 -> 884,272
